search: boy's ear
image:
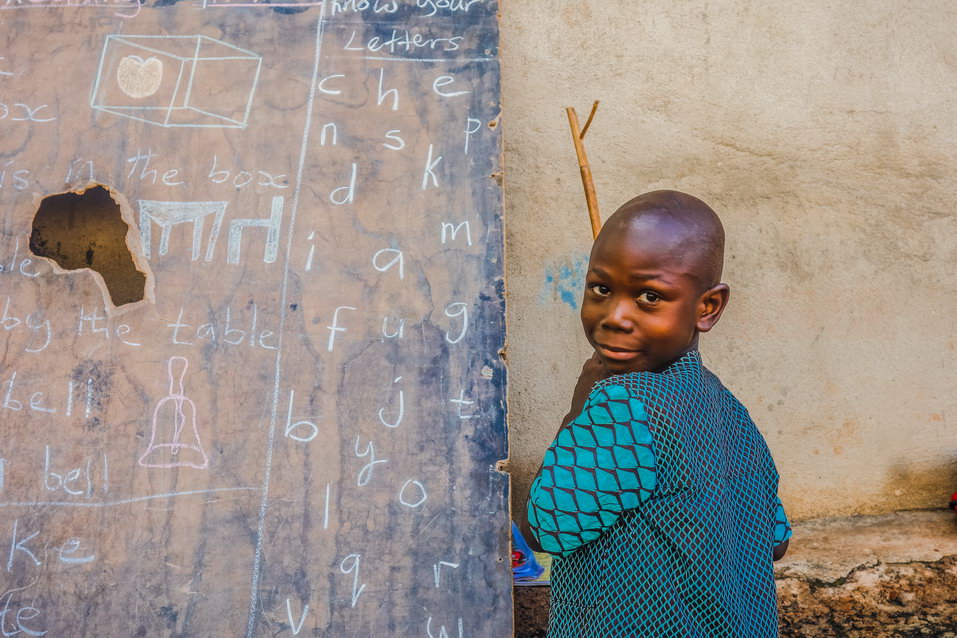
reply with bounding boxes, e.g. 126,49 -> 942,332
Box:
696,283 -> 730,333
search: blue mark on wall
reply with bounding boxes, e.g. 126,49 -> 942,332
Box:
541,255 -> 589,309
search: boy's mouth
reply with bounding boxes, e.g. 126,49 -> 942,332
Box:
596,343 -> 642,360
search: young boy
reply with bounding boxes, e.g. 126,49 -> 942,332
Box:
525,190 -> 791,637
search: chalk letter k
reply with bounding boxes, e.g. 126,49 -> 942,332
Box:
7,519 -> 40,571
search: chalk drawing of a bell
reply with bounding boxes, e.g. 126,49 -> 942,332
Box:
139,356 -> 209,470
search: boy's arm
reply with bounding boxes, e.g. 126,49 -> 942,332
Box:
520,354 -> 611,553
772,495 -> 792,561
526,380 -> 657,558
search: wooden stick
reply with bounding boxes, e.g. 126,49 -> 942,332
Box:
579,100 -> 600,140
566,102 -> 602,239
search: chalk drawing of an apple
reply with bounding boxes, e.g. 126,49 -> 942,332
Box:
116,55 -> 163,99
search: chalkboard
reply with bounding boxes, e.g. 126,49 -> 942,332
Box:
0,1 -> 510,635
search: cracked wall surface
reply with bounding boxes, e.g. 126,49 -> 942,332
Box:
501,1 -> 957,523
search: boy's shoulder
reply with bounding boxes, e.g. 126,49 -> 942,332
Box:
592,350 -> 714,409
589,351 -> 757,434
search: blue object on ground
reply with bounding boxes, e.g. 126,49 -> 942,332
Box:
512,522 -> 545,582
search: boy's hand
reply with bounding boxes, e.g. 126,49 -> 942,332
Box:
773,539 -> 789,561
561,352 -> 613,431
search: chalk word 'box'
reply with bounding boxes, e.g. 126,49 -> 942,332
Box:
91,35 -> 262,129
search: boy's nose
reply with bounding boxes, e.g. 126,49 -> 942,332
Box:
601,299 -> 634,331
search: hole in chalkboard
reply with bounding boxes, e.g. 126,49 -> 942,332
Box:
30,185 -> 147,307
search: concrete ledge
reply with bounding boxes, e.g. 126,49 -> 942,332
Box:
777,509 -> 957,636
514,509 -> 957,637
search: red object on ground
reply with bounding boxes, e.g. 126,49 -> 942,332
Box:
950,492 -> 957,512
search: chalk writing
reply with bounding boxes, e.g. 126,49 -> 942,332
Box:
383,129 -> 405,150
465,117 -> 481,154
331,0 -> 484,17
6,519 -> 39,571
0,588 -> 46,636
354,436 -> 387,487
0,162 -> 30,191
0,237 -> 37,278
139,200 -> 227,262
1,371 -> 100,420
304,231 -> 317,271
449,390 -> 475,420
244,15 -> 329,632
326,306 -> 355,352
126,149 -> 185,187
441,221 -> 471,246
342,28 -> 462,54
398,479 -> 427,507
2,3 -> 510,634
1,0 -> 142,19
64,158 -> 96,185
416,0 -> 481,17
422,144 -> 442,190
339,554 -> 366,608
208,155 -> 289,190
433,75 -> 469,98
56,538 -> 95,565
426,616 -> 464,638
329,164 -> 357,205
330,0 -> 399,15
125,151 -> 288,190
377,68 -> 399,110
228,196 -> 285,264
285,598 -> 308,635
377,376 -> 404,428
77,307 -> 141,347
91,34 -> 262,129
284,389 -> 319,443
381,317 -> 404,339
2,298 -> 51,353
204,0 -> 322,7
432,561 -> 459,588
318,74 -> 345,95
320,122 -> 338,145
0,101 -> 56,123
372,248 -> 404,280
138,356 -> 209,470
444,302 -> 468,344
167,304 -> 277,350
43,447 -> 108,497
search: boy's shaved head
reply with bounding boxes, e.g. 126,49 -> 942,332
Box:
597,190 -> 725,290
582,190 -> 730,373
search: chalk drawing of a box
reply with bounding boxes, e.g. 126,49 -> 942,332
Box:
90,35 -> 262,129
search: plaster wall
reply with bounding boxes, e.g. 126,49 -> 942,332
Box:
501,1 -> 957,522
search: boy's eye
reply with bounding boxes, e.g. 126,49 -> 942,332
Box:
588,283 -> 611,296
636,291 -> 661,304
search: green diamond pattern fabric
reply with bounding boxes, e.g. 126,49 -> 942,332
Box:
527,351 -> 790,637
528,383 -> 657,556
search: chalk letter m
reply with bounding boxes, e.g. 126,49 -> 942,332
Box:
139,200 -> 228,262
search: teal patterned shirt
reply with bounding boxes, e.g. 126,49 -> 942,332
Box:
527,352 -> 791,637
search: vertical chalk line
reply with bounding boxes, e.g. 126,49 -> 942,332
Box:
245,4 -> 327,637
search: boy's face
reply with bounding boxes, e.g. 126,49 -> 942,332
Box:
580,219 -> 728,374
